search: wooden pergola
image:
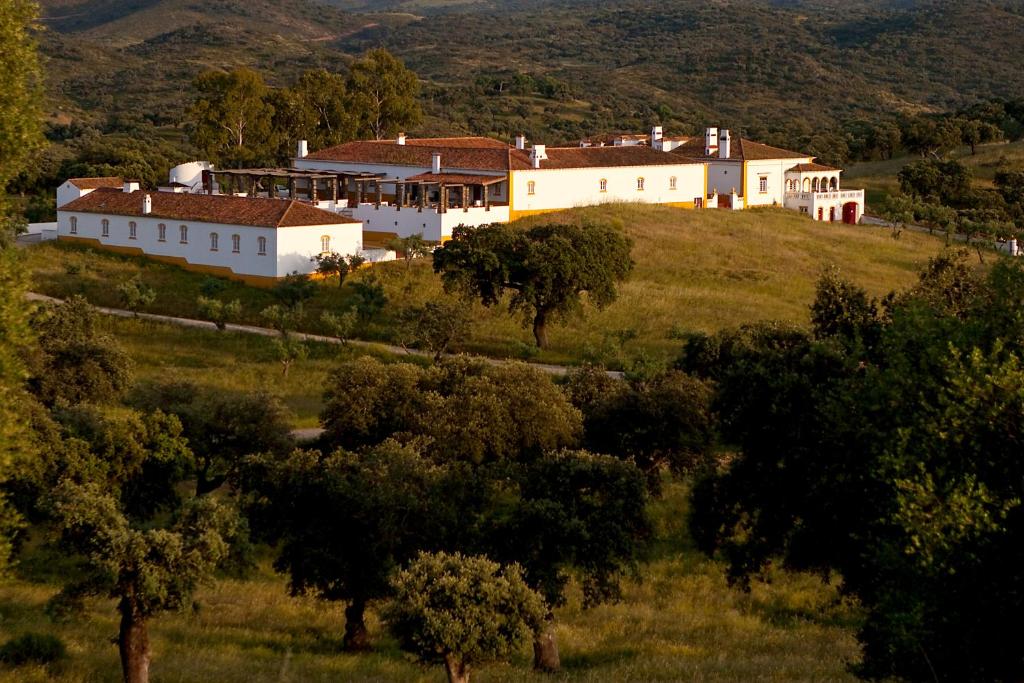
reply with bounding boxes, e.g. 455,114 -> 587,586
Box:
202,168 -> 508,213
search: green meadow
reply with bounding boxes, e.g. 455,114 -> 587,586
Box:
25,204 -> 949,368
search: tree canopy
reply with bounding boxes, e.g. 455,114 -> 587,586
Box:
433,222 -> 633,348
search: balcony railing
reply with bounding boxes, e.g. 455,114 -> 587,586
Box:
785,189 -> 864,201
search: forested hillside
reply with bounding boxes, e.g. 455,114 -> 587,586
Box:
39,0 -> 1024,141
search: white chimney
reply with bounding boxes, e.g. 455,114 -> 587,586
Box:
530,144 -> 547,169
718,129 -> 731,159
515,134 -> 526,150
123,180 -> 140,193
705,127 -> 719,156
431,152 -> 442,174
397,132 -> 406,145
142,194 -> 152,215
297,139 -> 308,159
651,125 -> 663,149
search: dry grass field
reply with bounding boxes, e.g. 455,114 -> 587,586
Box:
24,204 -> 950,368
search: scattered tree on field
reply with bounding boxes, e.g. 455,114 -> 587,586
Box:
384,551 -> 546,683
196,296 -> 241,331
311,252 -> 364,287
320,310 -> 358,344
386,233 -> 431,270
399,300 -> 471,360
117,276 -> 156,316
434,222 -> 632,348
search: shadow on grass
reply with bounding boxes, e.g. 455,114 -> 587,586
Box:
562,646 -> 640,671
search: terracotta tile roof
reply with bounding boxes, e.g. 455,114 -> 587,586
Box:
59,188 -> 359,228
67,177 -> 123,190
403,136 -> 512,149
306,139 -> 532,172
671,138 -> 811,162
538,146 -> 701,169
787,162 -> 841,172
405,172 -> 507,185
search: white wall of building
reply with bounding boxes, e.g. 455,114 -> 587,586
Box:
57,182 -> 93,209
706,161 -> 743,199
510,163 -> 705,214
55,210 -> 361,279
744,158 -> 813,208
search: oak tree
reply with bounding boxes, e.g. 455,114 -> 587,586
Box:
434,222 -> 632,348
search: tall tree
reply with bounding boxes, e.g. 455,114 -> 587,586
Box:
287,69 -> 356,150
434,222 -> 633,348
347,48 -> 423,140
0,0 -> 43,198
188,68 -> 276,167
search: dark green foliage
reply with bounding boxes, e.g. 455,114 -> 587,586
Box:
384,551 -> 546,683
187,68 -> 277,168
128,381 -> 294,495
809,265 -> 881,354
399,300 -> 471,360
0,633 -> 66,666
273,273 -> 317,310
240,442 -> 466,650
319,356 -> 581,463
484,450 -> 650,610
348,277 -> 387,322
898,159 -> 972,207
688,255 -> 1024,681
434,222 -> 633,348
28,296 -> 133,407
564,366 -> 715,489
117,275 -> 156,315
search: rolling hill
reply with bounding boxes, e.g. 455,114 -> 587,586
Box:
36,0 -> 1024,141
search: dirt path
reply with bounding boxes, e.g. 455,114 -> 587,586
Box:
24,292 -> 622,381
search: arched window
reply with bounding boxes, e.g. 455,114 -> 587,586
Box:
803,178 -> 810,192
637,177 -> 645,191
210,232 -> 219,251
69,216 -> 77,234
257,236 -> 267,255
232,234 -> 240,253
669,176 -> 677,190
820,177 -> 829,192
599,178 -> 608,192
129,221 -> 137,239
527,181 -> 536,195
158,223 -> 166,242
829,176 -> 838,191
101,219 -> 110,237
812,178 -> 819,192
179,225 -> 188,244
321,235 -> 330,253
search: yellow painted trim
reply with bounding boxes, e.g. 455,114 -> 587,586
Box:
508,171 -> 515,213
664,201 -> 696,209
703,164 -> 709,206
509,208 -> 559,221
58,235 -> 279,287
363,230 -> 399,244
742,161 -> 749,209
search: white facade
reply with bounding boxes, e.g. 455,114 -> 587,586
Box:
55,209 -> 363,280
510,163 -> 706,215
57,179 -> 120,208
331,202 -> 511,242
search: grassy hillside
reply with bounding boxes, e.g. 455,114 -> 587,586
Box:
846,139 -> 1024,208
24,205 -> 952,367
0,473 -> 861,682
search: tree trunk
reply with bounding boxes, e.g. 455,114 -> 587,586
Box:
532,309 -> 548,348
444,654 -> 470,683
119,601 -> 150,683
532,622 -> 561,672
343,599 -> 370,651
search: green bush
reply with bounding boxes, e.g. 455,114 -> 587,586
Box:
0,633 -> 67,666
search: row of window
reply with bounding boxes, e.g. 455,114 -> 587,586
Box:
68,216 -> 268,255
526,176 -> 679,196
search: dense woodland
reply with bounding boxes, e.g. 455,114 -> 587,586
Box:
3,2 -> 1024,682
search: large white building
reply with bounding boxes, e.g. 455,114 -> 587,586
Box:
51,126 -> 863,284
56,181 -> 362,286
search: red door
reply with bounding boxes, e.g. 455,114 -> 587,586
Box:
817,207 -> 824,221
843,202 -> 858,224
